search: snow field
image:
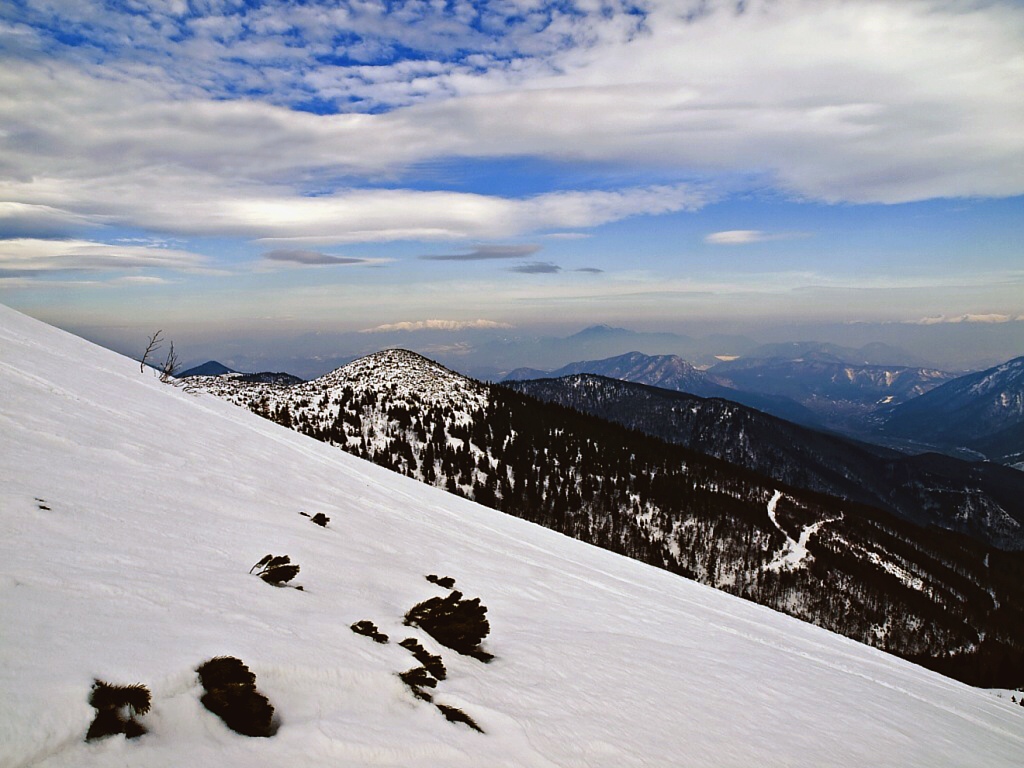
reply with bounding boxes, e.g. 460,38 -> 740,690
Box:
2,304 -> 1023,767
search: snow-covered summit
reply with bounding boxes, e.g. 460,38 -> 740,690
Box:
2,304 -> 1024,767
314,348 -> 488,410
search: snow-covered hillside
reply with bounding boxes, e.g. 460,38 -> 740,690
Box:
2,304 -> 1023,768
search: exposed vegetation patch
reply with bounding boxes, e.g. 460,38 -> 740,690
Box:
85,680 -> 151,741
350,620 -> 389,644
299,511 -> 331,527
426,574 -> 455,589
399,637 -> 446,680
436,703 -> 484,733
404,590 -> 492,662
250,554 -> 301,587
398,666 -> 437,702
196,656 -> 275,737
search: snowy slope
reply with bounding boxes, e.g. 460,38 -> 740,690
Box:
2,304 -> 1023,768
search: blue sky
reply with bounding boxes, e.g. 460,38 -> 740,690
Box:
1,0 -> 1022,371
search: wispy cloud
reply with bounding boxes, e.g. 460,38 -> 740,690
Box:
263,249 -> 373,266
360,319 -> 514,333
510,262 -> 561,274
907,313 -> 1024,325
705,230 -> 810,245
419,245 -> 541,262
0,238 -> 211,276
574,267 -> 604,274
0,203 -> 97,239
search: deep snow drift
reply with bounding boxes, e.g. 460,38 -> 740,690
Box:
1,304 -> 1023,768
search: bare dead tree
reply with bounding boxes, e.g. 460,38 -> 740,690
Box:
140,330 -> 163,373
160,340 -> 180,383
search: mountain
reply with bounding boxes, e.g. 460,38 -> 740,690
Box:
192,348 -> 1024,685
503,351 -> 822,427
506,374 -> 1024,549
4,306 -> 1023,767
740,341 -> 924,367
878,356 -> 1024,467
179,361 -> 304,385
708,352 -> 955,427
473,325 -> 757,374
178,360 -> 238,377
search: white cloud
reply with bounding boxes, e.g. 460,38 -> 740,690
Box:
705,230 -> 810,245
907,313 -> 1024,325
360,319 -> 515,333
112,275 -> 174,285
0,167 -> 708,244
0,0 -> 1021,256
706,230 -> 768,245
0,238 -> 212,275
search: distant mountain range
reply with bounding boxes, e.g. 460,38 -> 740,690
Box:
737,340 -> 926,367
503,347 -> 1024,469
877,356 -> 1024,468
706,351 -> 955,427
503,348 -> 955,432
192,349 -> 1024,686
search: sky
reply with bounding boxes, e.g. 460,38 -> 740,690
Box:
0,0 -> 1022,373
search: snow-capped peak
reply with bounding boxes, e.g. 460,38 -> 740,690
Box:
315,348 -> 487,408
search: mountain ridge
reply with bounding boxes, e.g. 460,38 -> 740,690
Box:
505,373 -> 1024,548
878,356 -> 1024,466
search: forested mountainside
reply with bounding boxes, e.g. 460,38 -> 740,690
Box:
502,351 -> 820,427
878,356 -> 1024,468
194,350 -> 1024,687
506,375 -> 1024,550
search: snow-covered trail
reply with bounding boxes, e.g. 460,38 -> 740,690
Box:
764,490 -> 839,572
2,304 -> 1024,768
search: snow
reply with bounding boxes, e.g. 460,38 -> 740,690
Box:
2,303 -> 1024,768
763,491 -> 837,573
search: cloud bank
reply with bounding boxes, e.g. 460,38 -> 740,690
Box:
361,319 -> 515,333
0,0 -> 1020,260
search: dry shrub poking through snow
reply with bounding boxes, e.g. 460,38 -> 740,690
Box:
350,620 -> 389,644
398,666 -> 438,701
399,638 -> 446,680
436,703 -> 484,733
196,656 -> 275,737
249,554 -> 300,586
85,680 -> 151,741
426,574 -> 455,589
404,590 -> 492,661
